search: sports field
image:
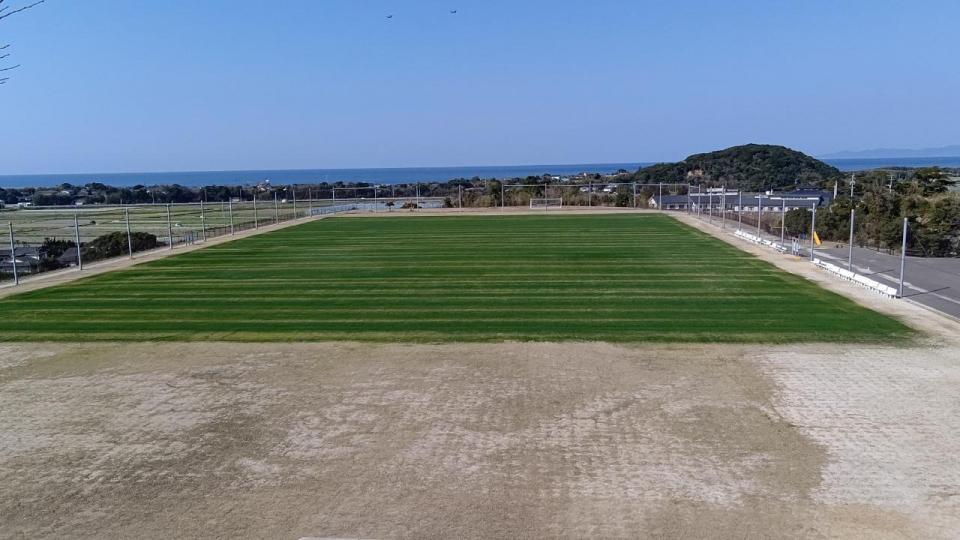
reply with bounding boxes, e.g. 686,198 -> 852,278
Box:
0,213 -> 912,342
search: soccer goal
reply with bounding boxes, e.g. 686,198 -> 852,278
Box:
530,198 -> 563,210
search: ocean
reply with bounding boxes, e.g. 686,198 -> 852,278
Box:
0,163 -> 648,188
2,157 -> 958,189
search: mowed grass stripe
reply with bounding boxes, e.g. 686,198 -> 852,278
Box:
0,214 -> 912,343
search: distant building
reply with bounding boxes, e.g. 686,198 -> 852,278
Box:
0,247 -> 42,275
649,189 -> 831,212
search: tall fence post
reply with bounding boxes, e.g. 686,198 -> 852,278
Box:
125,208 -> 134,258
274,192 -> 280,224
166,204 -> 174,250
848,208 -> 856,271
228,199 -> 235,235
500,183 -> 504,211
74,213 -> 84,270
757,195 -> 763,237
416,182 -> 421,209
899,217 -> 908,297
459,185 -> 463,212
738,191 -> 743,230
658,183 -> 663,212
200,200 -> 207,242
809,205 -> 817,261
708,190 -> 713,224
308,189 -> 313,217
720,185 -> 726,230
253,195 -> 259,229
7,222 -> 18,285
780,198 -> 786,244
633,182 -> 638,208
292,186 -> 298,218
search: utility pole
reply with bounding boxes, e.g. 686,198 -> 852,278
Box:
757,195 -> 763,237
738,191 -> 743,230
166,204 -> 174,250
200,200 -> 207,242
848,208 -> 856,271
780,198 -> 786,244
75,213 -> 84,268
720,185 -> 726,230
708,190 -> 713,224
809,205 -> 817,262
125,208 -> 133,258
899,217 -> 908,297
7,222 -> 18,285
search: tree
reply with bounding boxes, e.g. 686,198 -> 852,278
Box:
0,0 -> 44,85
783,209 -> 812,237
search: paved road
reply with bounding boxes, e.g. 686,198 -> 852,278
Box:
815,246 -> 960,319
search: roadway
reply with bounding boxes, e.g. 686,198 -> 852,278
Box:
815,245 -> 960,320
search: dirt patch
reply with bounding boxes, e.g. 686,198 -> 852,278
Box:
1,341 -> 957,538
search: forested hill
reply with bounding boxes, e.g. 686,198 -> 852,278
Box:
632,144 -> 842,191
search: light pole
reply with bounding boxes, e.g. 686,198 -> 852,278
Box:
809,205 -> 817,262
899,217 -> 909,297
757,195 -> 763,237
848,208 -> 856,271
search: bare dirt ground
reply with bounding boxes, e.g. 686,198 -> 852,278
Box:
1,340 -> 958,539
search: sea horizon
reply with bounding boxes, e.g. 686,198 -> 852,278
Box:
2,157 -> 959,189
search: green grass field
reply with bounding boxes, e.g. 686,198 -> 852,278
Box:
0,213 -> 913,342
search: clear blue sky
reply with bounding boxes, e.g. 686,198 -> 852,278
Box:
2,0 -> 959,174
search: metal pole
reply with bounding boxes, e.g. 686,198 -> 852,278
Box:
253,195 -> 259,229
658,183 -> 663,212
166,204 -> 174,249
292,187 -> 298,218
633,182 -> 637,208
459,185 -> 463,212
687,185 -> 691,214
125,208 -> 133,258
308,189 -> 313,217
7,222 -> 18,285
228,199 -> 235,235
200,200 -> 207,241
274,192 -> 280,223
899,217 -> 908,297
374,185 -> 378,213
75,213 -> 84,269
416,183 -> 421,209
500,183 -> 504,211
738,191 -> 743,230
708,190 -> 713,224
721,185 -> 726,230
848,209 -> 856,271
588,184 -> 592,207
757,195 -> 763,237
809,205 -> 817,261
780,198 -> 786,244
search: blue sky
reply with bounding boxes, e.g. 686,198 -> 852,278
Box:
2,0 -> 959,174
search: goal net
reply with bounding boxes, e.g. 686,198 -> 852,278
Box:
530,198 -> 563,209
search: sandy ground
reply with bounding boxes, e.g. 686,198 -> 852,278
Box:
1,340 -> 958,539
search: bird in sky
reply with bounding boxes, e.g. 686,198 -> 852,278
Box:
450,10 -> 457,14
386,14 -> 393,19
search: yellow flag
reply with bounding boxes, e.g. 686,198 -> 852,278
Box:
813,231 -> 822,246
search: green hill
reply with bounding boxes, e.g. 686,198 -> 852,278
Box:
632,144 -> 842,191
